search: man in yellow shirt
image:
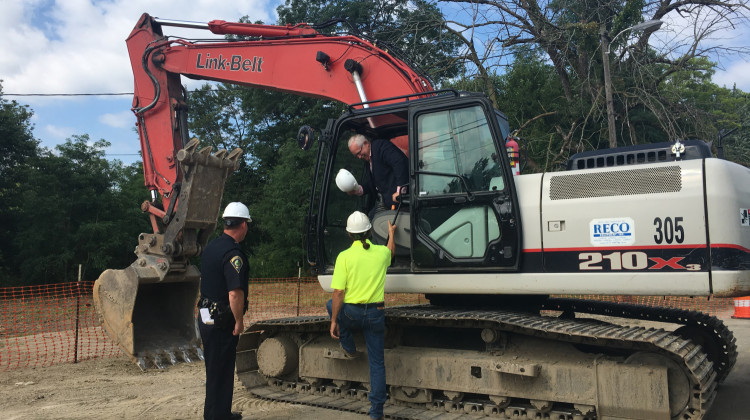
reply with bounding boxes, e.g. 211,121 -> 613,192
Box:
327,211 -> 396,420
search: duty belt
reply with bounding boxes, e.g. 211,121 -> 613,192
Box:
198,296 -> 222,309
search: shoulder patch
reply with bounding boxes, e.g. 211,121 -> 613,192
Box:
230,255 -> 243,273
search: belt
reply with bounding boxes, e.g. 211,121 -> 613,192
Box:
198,297 -> 224,309
347,301 -> 384,308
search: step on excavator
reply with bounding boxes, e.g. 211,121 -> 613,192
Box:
94,13 -> 750,419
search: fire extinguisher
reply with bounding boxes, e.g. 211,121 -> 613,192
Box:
505,136 -> 520,176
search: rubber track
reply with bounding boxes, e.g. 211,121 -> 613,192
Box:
542,297 -> 737,383
242,304 -> 719,419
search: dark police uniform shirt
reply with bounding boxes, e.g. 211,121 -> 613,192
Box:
200,233 -> 249,309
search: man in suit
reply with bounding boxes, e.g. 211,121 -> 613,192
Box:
347,134 -> 409,210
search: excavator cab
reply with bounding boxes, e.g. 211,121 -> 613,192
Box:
306,91 -> 522,275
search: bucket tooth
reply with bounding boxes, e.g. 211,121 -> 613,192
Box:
184,138 -> 200,152
196,347 -> 205,361
214,149 -> 228,159
227,148 -> 242,161
153,353 -> 166,369
180,347 -> 194,363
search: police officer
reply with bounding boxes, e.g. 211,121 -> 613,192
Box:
198,202 -> 251,420
327,211 -> 396,420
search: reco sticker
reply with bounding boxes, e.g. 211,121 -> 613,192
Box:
741,208 -> 750,227
590,217 -> 635,246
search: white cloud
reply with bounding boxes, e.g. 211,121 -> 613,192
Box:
714,61 -> 750,91
656,7 -> 750,91
0,0 -> 280,99
99,110 -> 135,128
43,124 -> 75,141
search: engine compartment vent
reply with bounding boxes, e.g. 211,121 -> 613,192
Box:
549,165 -> 682,200
567,140 -> 712,170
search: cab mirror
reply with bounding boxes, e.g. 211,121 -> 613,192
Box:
297,125 -> 317,151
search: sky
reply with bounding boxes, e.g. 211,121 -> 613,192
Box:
2,1 -> 749,166
1,0 -> 283,165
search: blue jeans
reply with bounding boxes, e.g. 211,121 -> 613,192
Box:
327,299 -> 386,419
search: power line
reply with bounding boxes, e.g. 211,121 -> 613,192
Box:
3,86 -> 245,97
4,92 -> 134,97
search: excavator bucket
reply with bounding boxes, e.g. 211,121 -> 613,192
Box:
94,140 -> 242,369
94,264 -> 201,370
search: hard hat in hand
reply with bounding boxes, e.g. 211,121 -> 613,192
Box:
335,169 -> 359,193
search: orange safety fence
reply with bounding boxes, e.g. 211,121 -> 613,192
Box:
0,278 -> 737,371
0,282 -> 121,371
0,278 -> 422,371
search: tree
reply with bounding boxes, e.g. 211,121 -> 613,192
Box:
12,135 -> 149,285
0,82 -> 39,283
440,0 -> 750,167
249,141 -> 317,277
276,0 -> 463,85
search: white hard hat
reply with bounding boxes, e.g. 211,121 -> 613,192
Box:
346,211 -> 371,233
335,168 -> 358,193
222,202 -> 252,221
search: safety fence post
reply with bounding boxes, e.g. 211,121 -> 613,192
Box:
296,267 -> 302,316
74,264 -> 81,364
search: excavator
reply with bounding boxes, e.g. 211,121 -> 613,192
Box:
93,13 -> 750,420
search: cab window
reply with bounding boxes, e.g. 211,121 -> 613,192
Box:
417,105 -> 503,196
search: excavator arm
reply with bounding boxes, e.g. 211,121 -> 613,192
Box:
129,13 -> 431,207
94,13 -> 433,368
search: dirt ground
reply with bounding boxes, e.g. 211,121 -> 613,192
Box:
2,315 -> 749,420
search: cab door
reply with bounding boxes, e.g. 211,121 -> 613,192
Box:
410,99 -> 521,271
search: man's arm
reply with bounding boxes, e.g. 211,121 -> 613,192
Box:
387,221 -> 397,258
330,289 -> 345,340
229,288 -> 245,336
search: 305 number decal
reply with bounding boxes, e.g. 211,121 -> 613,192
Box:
653,217 -> 684,244
579,251 -> 701,271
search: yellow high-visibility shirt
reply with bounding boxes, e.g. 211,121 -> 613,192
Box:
330,239 -> 391,304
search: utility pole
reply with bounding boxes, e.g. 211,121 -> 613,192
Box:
600,27 -> 617,148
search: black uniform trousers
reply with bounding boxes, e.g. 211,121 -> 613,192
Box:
199,319 -> 239,420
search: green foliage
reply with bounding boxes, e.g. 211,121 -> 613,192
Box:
0,83 -> 39,283
9,135 -> 149,285
276,0 -> 463,85
187,84 -> 251,153
249,141 -> 317,277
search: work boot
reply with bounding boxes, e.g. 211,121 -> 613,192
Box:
340,344 -> 361,359
229,412 -> 242,420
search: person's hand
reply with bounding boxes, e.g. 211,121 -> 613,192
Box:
391,190 -> 400,203
388,220 -> 397,236
330,320 -> 340,340
233,319 -> 244,336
